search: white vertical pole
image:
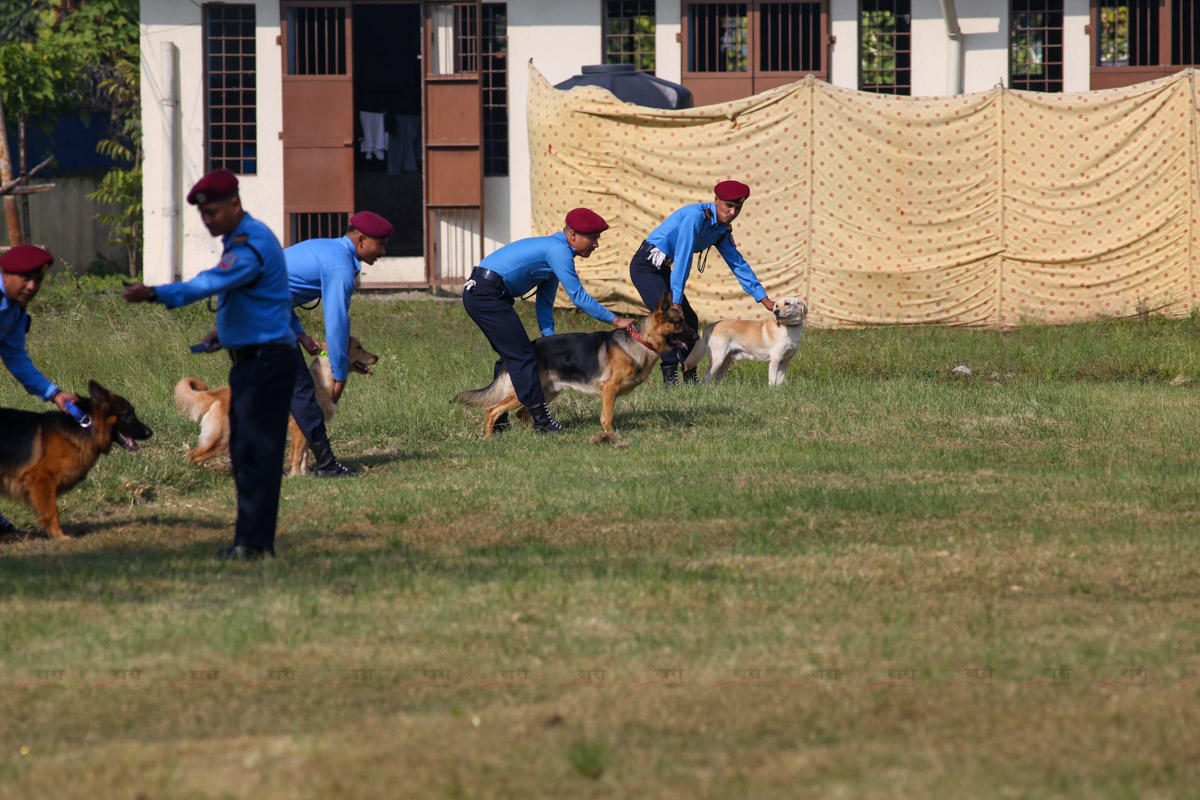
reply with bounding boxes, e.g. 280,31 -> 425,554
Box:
160,41 -> 180,282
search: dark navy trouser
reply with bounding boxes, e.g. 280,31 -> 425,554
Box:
462,271 -> 549,411
228,343 -> 296,552
289,347 -> 327,443
628,246 -> 700,368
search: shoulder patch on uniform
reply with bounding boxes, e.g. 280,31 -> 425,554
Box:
232,234 -> 249,244
219,252 -> 238,270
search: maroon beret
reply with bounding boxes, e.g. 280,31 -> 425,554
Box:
0,244 -> 54,274
565,207 -> 609,235
349,210 -> 393,239
187,169 -> 239,205
714,180 -> 751,201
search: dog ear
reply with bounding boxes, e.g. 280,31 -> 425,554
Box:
88,380 -> 111,404
656,291 -> 673,315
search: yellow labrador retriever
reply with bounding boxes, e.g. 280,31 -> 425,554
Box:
683,296 -> 807,385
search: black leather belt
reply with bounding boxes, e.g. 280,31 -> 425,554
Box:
638,241 -> 673,268
228,341 -> 297,365
469,266 -> 511,297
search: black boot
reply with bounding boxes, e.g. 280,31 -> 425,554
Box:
308,427 -> 363,477
661,363 -> 679,387
529,402 -> 563,435
0,510 -> 28,535
682,368 -> 699,384
492,412 -> 511,433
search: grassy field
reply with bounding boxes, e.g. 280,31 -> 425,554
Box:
4,275 -> 1200,798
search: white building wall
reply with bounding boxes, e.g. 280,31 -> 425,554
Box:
1062,0 -> 1092,93
828,0 -> 857,90
138,0 -> 1105,282
141,0 -> 284,284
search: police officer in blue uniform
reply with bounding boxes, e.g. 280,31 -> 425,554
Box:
123,169 -> 295,560
629,180 -> 776,385
284,210 -> 392,478
463,207 -> 635,434
0,244 -> 82,534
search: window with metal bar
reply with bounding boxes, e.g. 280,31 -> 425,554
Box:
760,2 -> 822,72
1011,0 -> 1063,91
860,0 -> 910,94
688,3 -> 750,72
456,3 -> 480,74
285,6 -> 347,75
290,212 -> 350,245
1172,0 -> 1200,64
482,3 -> 508,177
605,0 -> 656,72
1097,0 -> 1157,66
205,5 -> 257,174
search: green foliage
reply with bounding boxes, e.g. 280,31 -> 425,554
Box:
0,0 -> 138,118
861,9 -> 902,88
87,55 -> 142,276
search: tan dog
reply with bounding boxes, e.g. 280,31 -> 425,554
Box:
175,336 -> 378,474
683,296 -> 807,385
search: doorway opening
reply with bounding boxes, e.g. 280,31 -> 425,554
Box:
352,2 -> 423,257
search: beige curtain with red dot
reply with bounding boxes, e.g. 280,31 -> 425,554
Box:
527,64 -> 1200,329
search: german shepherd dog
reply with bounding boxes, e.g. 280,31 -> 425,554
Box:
455,292 -> 697,438
174,335 -> 378,474
0,381 -> 153,539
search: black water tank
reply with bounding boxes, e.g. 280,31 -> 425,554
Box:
554,64 -> 694,110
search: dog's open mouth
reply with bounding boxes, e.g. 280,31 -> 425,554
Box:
117,432 -> 140,452
352,360 -> 374,376
669,335 -> 692,351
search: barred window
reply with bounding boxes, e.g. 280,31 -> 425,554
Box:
1172,0 -> 1200,64
285,6 -> 347,75
685,1 -> 824,75
204,5 -> 257,174
290,212 -> 349,245
861,0 -> 911,95
1097,0 -> 1157,66
1011,0 -> 1063,91
482,3 -> 508,177
688,3 -> 749,73
759,2 -> 822,72
604,0 -> 657,73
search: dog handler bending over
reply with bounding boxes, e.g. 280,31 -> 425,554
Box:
0,245 -> 82,534
463,208 -> 635,434
283,210 -> 392,478
123,170 -> 294,561
629,180 -> 776,385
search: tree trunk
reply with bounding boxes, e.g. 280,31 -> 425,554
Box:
0,96 -> 24,246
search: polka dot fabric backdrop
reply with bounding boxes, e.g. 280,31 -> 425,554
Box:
527,64 -> 1200,329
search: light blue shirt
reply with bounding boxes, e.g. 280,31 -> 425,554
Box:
477,230 -> 615,336
154,213 -> 294,349
645,202 -> 767,304
0,283 -> 57,400
285,235 -> 360,382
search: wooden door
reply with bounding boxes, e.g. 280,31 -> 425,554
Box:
280,1 -> 354,244
424,0 -> 484,283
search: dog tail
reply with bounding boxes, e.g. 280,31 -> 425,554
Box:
174,377 -> 210,422
682,326 -> 713,371
453,374 -> 513,408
